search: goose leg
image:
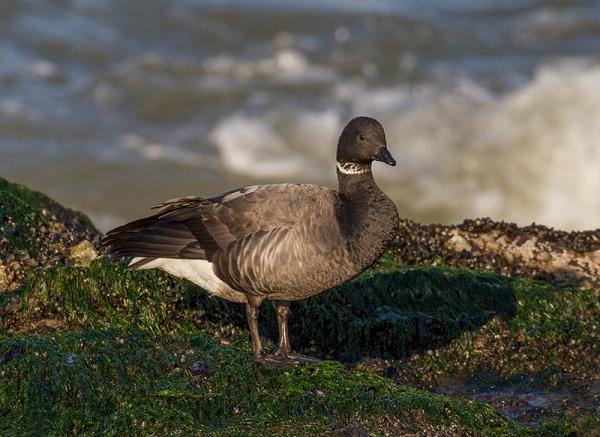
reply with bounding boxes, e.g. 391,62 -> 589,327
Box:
272,300 -> 321,364
273,300 -> 292,355
245,297 -> 287,367
246,297 -> 320,367
246,302 -> 264,358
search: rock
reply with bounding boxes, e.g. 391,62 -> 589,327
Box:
393,218 -> 600,289
69,240 -> 98,267
0,265 -> 8,291
445,230 -> 472,252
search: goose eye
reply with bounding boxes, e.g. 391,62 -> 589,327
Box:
359,134 -> 365,141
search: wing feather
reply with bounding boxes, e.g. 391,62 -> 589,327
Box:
101,184 -> 344,287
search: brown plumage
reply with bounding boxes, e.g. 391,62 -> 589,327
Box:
101,116 -> 399,366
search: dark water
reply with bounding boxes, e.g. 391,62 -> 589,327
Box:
2,0 -> 600,230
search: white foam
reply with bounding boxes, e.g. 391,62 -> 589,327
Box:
210,115 -> 307,178
210,110 -> 342,180
0,98 -> 27,117
29,60 -> 60,79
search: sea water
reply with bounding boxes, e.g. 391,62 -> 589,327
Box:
1,0 -> 600,230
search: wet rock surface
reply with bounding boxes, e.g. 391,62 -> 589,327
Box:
393,218 -> 600,289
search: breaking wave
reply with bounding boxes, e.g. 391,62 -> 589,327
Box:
209,60 -> 600,230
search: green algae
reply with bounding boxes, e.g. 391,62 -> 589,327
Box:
2,251 -> 597,433
0,177 -> 97,256
386,277 -> 599,386
0,177 -> 98,238
0,190 -> 49,254
261,264 -> 516,361
3,258 -> 516,363
372,276 -> 600,432
0,329 -> 527,436
0,253 -> 544,434
7,259 -> 186,335
1,258 -> 243,337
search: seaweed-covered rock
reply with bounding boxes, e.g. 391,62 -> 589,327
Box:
4,254 -> 596,432
2,258 -> 516,362
0,258 -> 243,337
0,177 -> 100,291
0,329 -> 526,436
262,263 -> 516,361
357,276 -> 600,431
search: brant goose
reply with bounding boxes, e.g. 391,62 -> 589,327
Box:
101,117 -> 399,366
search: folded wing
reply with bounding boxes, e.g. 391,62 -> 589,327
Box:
101,183 -> 341,262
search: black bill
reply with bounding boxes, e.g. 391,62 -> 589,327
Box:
376,147 -> 396,166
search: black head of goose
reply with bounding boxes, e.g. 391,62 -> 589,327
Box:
101,116 -> 399,366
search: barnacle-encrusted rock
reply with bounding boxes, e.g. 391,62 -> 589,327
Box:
0,177 -> 100,290
393,218 -> 600,288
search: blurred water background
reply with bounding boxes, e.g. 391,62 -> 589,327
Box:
1,0 -> 600,231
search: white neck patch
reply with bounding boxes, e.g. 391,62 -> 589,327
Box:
336,161 -> 371,175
